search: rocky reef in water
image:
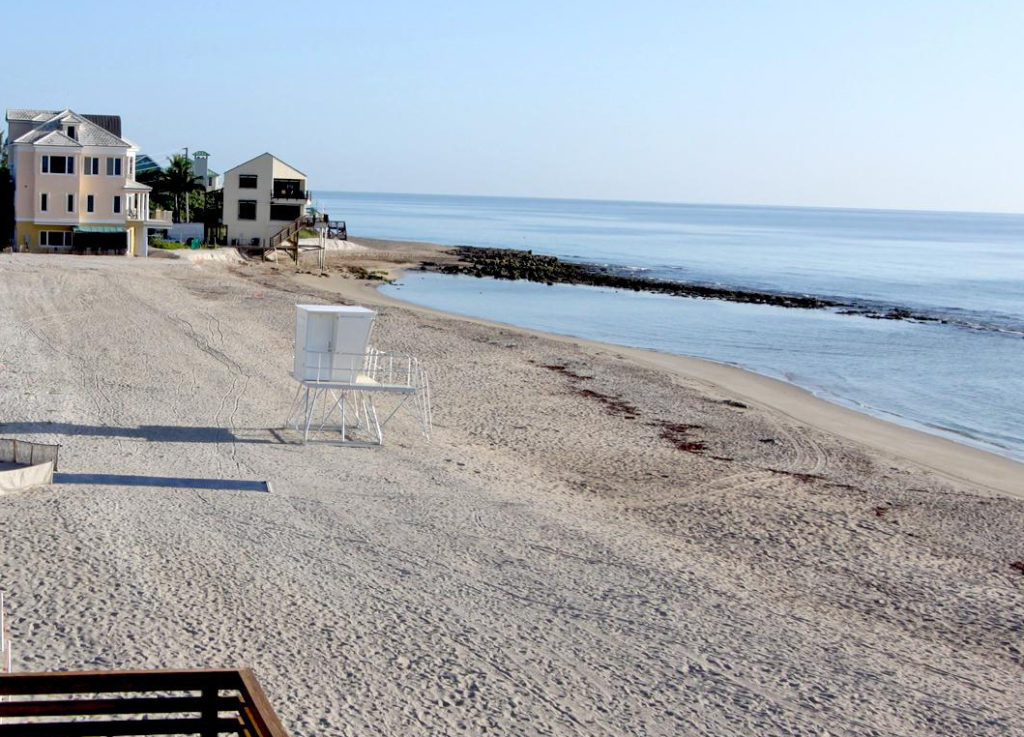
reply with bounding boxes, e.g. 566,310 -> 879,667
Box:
417,246 -> 951,324
420,247 -> 842,310
415,247 -> 950,323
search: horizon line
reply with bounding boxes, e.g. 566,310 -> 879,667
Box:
306,189 -> 1024,219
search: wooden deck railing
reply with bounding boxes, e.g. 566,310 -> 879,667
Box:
0,668 -> 290,736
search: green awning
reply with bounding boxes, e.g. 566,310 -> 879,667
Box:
73,226 -> 127,233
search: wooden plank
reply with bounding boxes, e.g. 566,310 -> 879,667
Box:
237,668 -> 290,737
201,686 -> 219,737
0,669 -> 288,736
0,668 -> 241,695
0,694 -> 241,717
0,716 -> 243,736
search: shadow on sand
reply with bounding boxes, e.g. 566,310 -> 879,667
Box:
0,422 -> 282,492
0,422 -> 287,445
53,473 -> 270,492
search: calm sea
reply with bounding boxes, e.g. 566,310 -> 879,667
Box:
315,191 -> 1024,463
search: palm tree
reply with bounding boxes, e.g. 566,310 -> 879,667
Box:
159,154 -> 205,223
1,132 -> 13,246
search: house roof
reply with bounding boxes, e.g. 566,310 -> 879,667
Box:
224,151 -> 307,178
6,109 -> 60,123
7,109 -> 122,136
8,109 -> 130,148
26,130 -> 81,147
82,114 -> 121,137
136,154 -> 162,174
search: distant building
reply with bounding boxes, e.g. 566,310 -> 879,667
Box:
134,153 -> 162,176
221,152 -> 309,247
191,150 -> 220,192
4,108 -> 162,255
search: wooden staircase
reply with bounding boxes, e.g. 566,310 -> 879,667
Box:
264,214 -> 347,267
268,214 -> 317,250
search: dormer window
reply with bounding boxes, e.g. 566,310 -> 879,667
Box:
66,125 -> 76,140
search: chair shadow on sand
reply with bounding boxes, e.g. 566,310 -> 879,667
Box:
0,421 -> 283,492
0,421 -> 288,445
52,473 -> 269,492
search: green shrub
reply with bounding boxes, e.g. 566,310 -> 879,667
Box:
150,239 -> 190,250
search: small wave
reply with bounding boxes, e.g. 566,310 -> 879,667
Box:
837,299 -> 1024,335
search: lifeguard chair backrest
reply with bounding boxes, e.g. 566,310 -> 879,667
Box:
293,305 -> 376,382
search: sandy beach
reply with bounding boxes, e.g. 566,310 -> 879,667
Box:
1,248 -> 1023,735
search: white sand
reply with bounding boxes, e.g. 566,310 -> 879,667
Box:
149,246 -> 246,264
297,237 -> 369,253
1,252 -> 1022,736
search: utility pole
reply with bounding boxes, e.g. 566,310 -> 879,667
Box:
183,147 -> 190,223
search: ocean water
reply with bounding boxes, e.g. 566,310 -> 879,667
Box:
315,191 -> 1024,463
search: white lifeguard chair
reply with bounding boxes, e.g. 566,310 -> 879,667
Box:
284,305 -> 431,445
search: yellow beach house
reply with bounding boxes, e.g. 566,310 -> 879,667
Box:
4,109 -> 158,256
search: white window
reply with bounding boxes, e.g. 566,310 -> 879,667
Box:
113,195 -> 121,214
106,157 -> 122,176
40,192 -> 48,212
41,155 -> 74,174
66,194 -> 75,213
84,157 -> 100,175
87,194 -> 94,213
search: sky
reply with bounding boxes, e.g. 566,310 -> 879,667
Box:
4,1 -> 1024,212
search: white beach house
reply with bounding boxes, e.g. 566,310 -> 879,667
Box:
221,153 -> 309,247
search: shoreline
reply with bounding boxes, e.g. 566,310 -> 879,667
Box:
294,236 -> 1024,498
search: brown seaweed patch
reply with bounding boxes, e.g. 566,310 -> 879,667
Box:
656,422 -> 707,454
543,364 -> 594,381
576,388 -> 640,418
768,468 -> 825,484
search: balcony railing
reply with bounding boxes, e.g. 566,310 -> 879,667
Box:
147,209 -> 173,225
270,188 -> 310,201
0,667 -> 290,735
